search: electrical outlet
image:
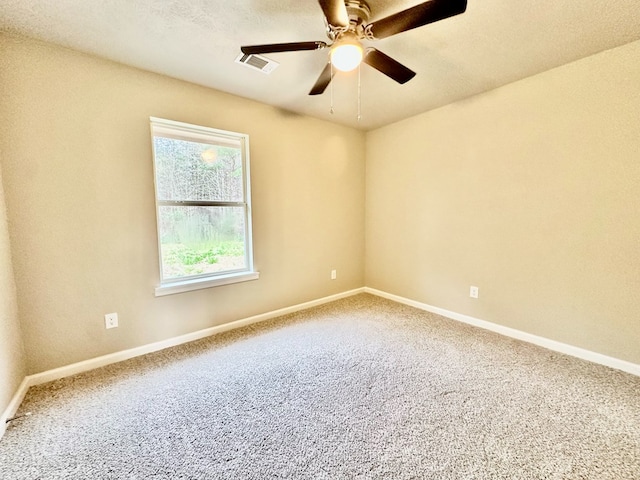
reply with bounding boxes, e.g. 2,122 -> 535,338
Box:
331,269 -> 337,280
105,312 -> 118,329
470,286 -> 479,299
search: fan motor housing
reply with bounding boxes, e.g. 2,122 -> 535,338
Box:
345,0 -> 371,26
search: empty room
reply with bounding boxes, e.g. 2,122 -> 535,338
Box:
1,0 -> 639,478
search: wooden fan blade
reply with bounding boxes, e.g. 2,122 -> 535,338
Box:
366,0 -> 467,39
241,41 -> 327,55
309,63 -> 334,95
318,0 -> 349,28
363,48 -> 416,84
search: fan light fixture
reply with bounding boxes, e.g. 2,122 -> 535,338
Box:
240,0 -> 468,95
330,33 -> 363,72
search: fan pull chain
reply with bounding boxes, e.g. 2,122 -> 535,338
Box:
330,62 -> 334,115
357,63 -> 361,122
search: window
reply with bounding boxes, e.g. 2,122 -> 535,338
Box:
150,118 -> 258,295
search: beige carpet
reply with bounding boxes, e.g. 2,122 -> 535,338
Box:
1,294 -> 639,479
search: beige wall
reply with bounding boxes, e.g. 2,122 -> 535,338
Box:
0,34 -> 365,374
0,163 -> 26,419
366,40 -> 640,364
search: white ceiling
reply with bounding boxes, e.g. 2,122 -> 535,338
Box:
1,0 -> 639,130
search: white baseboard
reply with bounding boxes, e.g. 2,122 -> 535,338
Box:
0,377 -> 30,439
25,288 -> 365,388
365,287 -> 640,377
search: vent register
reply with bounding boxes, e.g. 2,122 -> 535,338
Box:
235,53 -> 279,74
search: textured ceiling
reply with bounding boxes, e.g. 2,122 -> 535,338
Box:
1,0 -> 639,130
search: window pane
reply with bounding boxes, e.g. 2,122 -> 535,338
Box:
153,136 -> 244,202
158,206 -> 247,280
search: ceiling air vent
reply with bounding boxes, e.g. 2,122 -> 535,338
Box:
235,53 -> 279,74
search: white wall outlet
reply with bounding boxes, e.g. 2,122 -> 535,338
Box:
470,286 -> 479,299
330,269 -> 337,280
105,312 -> 118,329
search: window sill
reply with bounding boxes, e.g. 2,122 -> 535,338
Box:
155,271 -> 260,297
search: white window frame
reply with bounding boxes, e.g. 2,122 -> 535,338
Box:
150,117 -> 258,296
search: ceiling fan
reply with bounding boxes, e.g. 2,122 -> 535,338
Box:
241,0 -> 468,95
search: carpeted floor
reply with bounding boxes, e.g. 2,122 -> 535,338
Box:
1,294 -> 639,479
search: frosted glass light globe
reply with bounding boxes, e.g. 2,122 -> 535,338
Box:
330,43 -> 363,72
